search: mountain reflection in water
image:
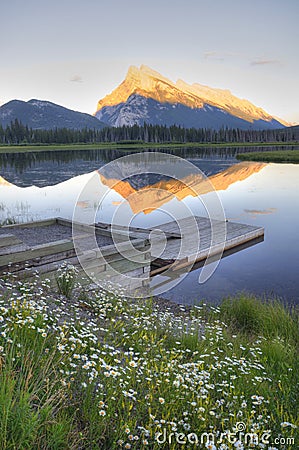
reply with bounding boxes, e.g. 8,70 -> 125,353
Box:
98,162 -> 266,214
0,161 -> 266,222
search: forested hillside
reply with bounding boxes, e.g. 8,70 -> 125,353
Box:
0,119 -> 298,145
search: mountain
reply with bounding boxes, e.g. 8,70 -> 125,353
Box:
95,65 -> 288,130
0,99 -> 106,130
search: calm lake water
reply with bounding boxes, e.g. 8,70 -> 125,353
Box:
1,146 -> 299,305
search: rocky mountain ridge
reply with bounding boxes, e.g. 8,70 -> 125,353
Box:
95,65 -> 288,130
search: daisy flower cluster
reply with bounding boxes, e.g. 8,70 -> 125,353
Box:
0,269 -> 297,449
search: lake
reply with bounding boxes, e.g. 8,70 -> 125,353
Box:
1,146 -> 299,305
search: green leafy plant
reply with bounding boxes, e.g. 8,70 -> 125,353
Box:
55,263 -> 78,298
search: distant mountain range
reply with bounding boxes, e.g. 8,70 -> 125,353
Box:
0,99 -> 105,130
0,66 -> 291,131
95,65 -> 288,130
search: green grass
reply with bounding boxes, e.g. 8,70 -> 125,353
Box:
220,294 -> 299,340
0,218 -> 17,227
237,150 -> 299,163
0,273 -> 298,449
0,141 -> 298,154
220,294 -> 299,371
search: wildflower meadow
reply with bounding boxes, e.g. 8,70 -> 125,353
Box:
0,267 -> 298,449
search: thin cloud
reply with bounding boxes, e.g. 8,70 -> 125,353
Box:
203,51 -> 241,62
70,75 -> 83,83
204,51 -> 217,58
204,51 -> 224,61
204,52 -> 282,67
250,58 -> 281,66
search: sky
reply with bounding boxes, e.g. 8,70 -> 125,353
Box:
1,0 -> 299,124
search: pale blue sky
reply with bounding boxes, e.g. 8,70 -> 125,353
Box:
1,0 -> 298,123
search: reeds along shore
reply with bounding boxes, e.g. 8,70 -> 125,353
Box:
237,150 -> 299,163
0,267 -> 298,449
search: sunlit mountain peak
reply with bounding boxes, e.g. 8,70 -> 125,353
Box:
95,65 -> 288,128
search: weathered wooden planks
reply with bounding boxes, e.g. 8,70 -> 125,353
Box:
0,239 -> 75,268
1,218 -> 56,229
0,218 -> 151,294
96,222 -> 181,239
150,216 -> 264,274
0,234 -> 23,248
0,216 -> 264,294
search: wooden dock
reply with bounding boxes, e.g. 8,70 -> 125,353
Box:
0,218 -> 151,293
150,216 -> 264,275
0,216 -> 264,293
97,217 -> 264,276
150,235 -> 264,292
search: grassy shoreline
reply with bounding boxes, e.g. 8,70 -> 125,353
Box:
0,269 -> 298,449
0,140 -> 298,154
237,150 -> 299,163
